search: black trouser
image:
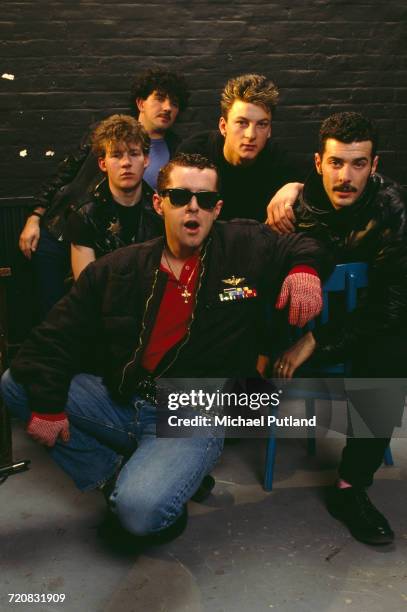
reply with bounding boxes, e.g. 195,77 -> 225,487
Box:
339,437 -> 391,487
338,333 -> 406,487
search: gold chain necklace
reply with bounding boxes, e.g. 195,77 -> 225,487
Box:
163,249 -> 200,304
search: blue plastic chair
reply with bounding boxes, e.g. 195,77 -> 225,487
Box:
264,262 -> 394,491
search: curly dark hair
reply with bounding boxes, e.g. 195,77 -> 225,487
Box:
91,114 -> 150,157
157,153 -> 219,193
130,67 -> 190,113
319,112 -> 378,157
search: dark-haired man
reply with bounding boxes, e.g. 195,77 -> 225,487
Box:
19,67 -> 189,316
2,153 -> 328,544
271,112 -> 407,545
178,73 -> 303,222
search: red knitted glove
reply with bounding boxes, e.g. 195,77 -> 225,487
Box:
27,412 -> 70,447
275,266 -> 322,327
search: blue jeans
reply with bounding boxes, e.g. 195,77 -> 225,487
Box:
0,371 -> 223,535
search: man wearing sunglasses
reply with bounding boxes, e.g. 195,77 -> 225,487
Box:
1,153 -> 329,547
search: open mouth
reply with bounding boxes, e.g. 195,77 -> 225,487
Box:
184,220 -> 200,232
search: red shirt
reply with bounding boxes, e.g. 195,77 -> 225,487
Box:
141,255 -> 200,372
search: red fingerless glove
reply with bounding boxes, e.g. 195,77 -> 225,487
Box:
275,266 -> 322,327
27,412 -> 70,447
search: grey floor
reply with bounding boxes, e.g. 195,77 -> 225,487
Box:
1,413 -> 406,612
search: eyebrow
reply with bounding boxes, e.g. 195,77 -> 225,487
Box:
328,156 -> 369,162
234,116 -> 270,122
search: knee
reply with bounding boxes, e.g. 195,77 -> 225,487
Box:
112,484 -> 180,537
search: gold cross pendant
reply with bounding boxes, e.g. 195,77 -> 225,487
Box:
181,287 -> 191,303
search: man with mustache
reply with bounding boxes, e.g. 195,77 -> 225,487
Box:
1,153 -> 328,546
18,67 -> 189,316
271,111 -> 407,546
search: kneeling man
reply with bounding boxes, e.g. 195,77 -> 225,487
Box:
1,153 -> 328,543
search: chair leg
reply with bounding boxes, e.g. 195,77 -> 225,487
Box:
305,398 -> 316,456
383,446 -> 394,466
264,434 -> 277,491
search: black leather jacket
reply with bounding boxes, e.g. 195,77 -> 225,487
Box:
37,129 -> 180,239
294,170 -> 407,361
63,178 -> 163,256
11,220 -> 330,413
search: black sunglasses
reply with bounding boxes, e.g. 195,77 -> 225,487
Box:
159,188 -> 220,210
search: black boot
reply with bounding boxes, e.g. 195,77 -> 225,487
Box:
98,505 -> 188,553
326,486 -> 394,545
191,474 -> 215,502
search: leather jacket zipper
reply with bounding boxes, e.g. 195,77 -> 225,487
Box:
118,267 -> 160,394
157,246 -> 207,379
119,242 -> 209,392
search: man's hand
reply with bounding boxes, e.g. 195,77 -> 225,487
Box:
276,272 -> 322,327
19,215 -> 42,259
273,332 -> 316,379
27,412 -> 70,447
266,182 -> 304,233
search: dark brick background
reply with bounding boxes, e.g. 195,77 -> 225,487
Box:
0,1 -> 406,341
1,0 -> 406,206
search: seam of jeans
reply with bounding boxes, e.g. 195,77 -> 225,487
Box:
151,436 -> 222,532
68,411 -> 136,436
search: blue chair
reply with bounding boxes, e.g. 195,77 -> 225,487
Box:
264,262 -> 394,492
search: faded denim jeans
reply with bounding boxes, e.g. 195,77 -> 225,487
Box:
1,371 -> 223,535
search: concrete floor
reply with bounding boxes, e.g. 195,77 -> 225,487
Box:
1,417 -> 406,612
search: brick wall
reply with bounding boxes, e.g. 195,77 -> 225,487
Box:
1,0 -> 406,204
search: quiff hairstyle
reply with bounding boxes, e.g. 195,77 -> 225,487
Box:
220,73 -> 279,118
91,114 -> 150,158
157,153 -> 219,193
319,112 -> 379,157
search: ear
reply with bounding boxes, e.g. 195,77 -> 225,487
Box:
98,157 -> 107,173
153,193 -> 164,217
143,154 -> 150,170
136,97 -> 145,113
219,116 -> 227,137
213,199 -> 223,220
371,154 -> 379,175
314,152 -> 322,175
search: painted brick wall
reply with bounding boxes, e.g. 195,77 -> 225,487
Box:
1,0 -> 406,205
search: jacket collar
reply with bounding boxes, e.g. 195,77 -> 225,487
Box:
94,177 -> 155,212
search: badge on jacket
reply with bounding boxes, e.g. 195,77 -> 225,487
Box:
219,276 -> 257,302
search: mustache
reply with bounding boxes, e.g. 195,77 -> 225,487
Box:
333,184 -> 357,193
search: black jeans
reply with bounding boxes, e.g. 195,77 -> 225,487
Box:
339,332 -> 406,487
33,226 -> 70,318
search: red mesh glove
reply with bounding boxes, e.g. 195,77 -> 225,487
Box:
27,412 -> 70,447
276,267 -> 322,327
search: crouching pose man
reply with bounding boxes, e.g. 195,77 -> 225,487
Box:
1,154 -> 329,544
270,112 -> 407,545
